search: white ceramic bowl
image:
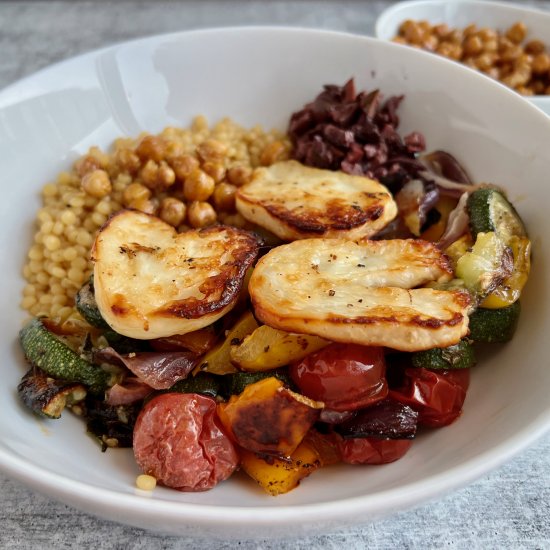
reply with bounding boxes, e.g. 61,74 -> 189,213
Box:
1,27 -> 550,539
375,0 -> 550,115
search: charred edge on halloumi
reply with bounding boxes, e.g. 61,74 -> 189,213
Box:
235,160 -> 397,241
92,209 -> 262,339
248,238 -> 471,352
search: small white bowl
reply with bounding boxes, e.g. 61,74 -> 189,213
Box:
375,0 -> 550,115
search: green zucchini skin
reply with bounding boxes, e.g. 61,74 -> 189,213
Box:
221,368 -> 294,397
169,373 -> 222,398
412,339 -> 476,370
76,278 -> 110,329
164,369 -> 295,400
468,301 -> 521,343
468,188 -> 526,241
19,318 -> 110,393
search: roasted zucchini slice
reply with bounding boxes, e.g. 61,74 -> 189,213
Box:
169,372 -> 222,398
75,277 -> 109,329
455,231 -> 511,298
221,368 -> 295,397
19,318 -> 110,393
17,367 -> 87,419
468,188 -> 526,243
412,339 -> 476,370
468,301 -> 521,343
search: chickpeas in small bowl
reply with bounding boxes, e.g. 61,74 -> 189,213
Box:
375,0 -> 550,115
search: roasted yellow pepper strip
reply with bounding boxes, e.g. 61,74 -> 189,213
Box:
196,310 -> 259,375
239,438 -> 322,496
230,325 -> 329,371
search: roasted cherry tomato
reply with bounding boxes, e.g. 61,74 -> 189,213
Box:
338,436 -> 412,465
389,368 -> 470,428
133,393 -> 238,491
289,343 -> 387,412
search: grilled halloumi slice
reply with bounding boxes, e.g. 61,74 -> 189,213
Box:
235,160 -> 397,241
249,238 -> 471,351
92,210 -> 261,339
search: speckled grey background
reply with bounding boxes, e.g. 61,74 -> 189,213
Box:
1,1 -> 549,548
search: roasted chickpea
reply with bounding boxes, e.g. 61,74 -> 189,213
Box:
481,38 -> 498,54
183,168 -> 215,201
421,34 -> 438,52
218,212 -> 247,228
157,161 -> 176,188
532,53 -> 550,75
227,165 -> 252,187
436,42 -> 455,58
114,148 -> 141,174
260,141 -> 288,166
187,201 -> 217,228
500,44 -> 523,63
463,24 -> 477,37
74,155 -> 102,178
135,135 -> 166,162
433,23 -> 450,39
478,27 -> 498,43
447,43 -> 463,61
463,35 -> 483,56
81,170 -> 112,198
501,67 -> 531,88
128,197 -> 158,215
401,20 -> 424,45
213,183 -> 237,212
525,39 -> 546,55
196,139 -> 228,162
159,197 -> 186,227
164,140 -> 185,162
123,182 -> 151,206
474,52 -> 497,71
505,22 -> 527,45
202,161 -> 226,183
140,160 -> 176,190
445,29 -> 462,44
172,154 -> 200,181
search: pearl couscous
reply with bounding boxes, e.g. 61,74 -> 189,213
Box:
21,116 -> 290,328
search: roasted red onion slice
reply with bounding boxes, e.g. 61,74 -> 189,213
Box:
421,150 -> 472,184
319,409 -> 357,425
95,347 -> 197,390
418,170 -> 483,198
335,399 -> 418,440
437,192 -> 470,250
105,377 -> 153,406
395,179 -> 440,236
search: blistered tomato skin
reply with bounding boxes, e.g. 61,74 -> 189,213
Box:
133,393 -> 239,491
338,437 -> 413,465
389,368 -> 470,428
289,343 -> 388,412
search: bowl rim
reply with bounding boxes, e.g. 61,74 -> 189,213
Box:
1,24 -> 550,530
374,0 -> 550,103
